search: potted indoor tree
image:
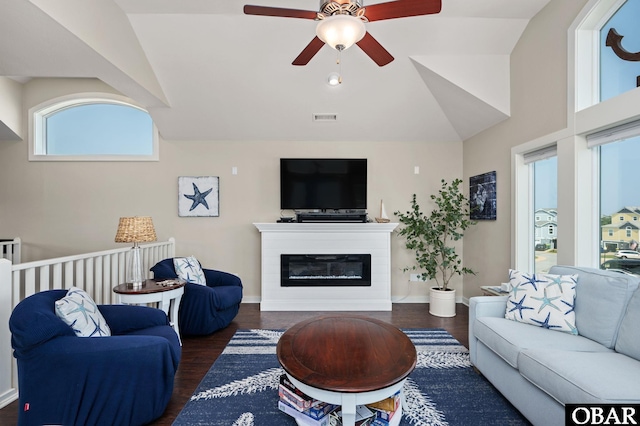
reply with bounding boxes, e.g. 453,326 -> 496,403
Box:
395,178 -> 476,317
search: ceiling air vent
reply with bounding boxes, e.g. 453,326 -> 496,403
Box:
313,113 -> 337,122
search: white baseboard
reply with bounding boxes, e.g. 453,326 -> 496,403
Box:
0,388 -> 17,409
242,296 -> 472,306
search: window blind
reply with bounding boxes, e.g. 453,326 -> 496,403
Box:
586,119 -> 640,148
523,144 -> 557,164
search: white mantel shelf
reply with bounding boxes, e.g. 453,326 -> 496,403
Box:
254,223 -> 398,233
254,222 -> 398,311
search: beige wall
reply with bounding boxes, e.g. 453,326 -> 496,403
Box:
0,78 -> 463,302
462,0 -> 588,298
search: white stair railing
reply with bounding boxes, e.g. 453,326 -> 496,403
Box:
0,238 -> 176,409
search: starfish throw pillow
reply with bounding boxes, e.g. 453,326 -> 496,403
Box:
504,269 -> 578,335
55,287 -> 111,337
173,256 -> 206,285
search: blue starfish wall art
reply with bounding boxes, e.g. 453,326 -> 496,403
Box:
185,183 -> 212,211
178,176 -> 219,217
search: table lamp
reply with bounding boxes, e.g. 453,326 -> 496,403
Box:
114,216 -> 157,288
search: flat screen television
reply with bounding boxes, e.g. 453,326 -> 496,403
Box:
280,158 -> 367,211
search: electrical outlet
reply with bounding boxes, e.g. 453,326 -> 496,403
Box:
410,273 -> 426,282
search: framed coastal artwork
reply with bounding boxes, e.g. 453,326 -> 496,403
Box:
469,171 -> 496,220
178,176 -> 219,217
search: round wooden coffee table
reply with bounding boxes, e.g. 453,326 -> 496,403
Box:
277,315 -> 417,426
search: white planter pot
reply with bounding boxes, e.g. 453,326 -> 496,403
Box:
429,287 -> 456,317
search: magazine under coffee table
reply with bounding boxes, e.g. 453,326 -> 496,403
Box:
277,315 -> 417,426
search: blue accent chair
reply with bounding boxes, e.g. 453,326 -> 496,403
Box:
151,258 -> 243,336
9,289 -> 181,426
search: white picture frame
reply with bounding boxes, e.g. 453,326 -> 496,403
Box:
178,176 -> 219,217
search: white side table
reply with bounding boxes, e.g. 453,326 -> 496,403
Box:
113,279 -> 185,344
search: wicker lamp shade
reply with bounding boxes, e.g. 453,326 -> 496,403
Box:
114,217 -> 157,243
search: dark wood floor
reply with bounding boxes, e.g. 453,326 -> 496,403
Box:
0,303 -> 469,426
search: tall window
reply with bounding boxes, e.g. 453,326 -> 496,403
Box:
590,126 -> 640,263
520,145 -> 558,274
533,155 -> 558,273
29,94 -> 158,161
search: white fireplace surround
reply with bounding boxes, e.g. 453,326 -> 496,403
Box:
254,223 -> 398,311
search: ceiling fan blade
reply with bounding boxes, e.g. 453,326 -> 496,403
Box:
356,32 -> 394,66
363,0 -> 442,22
243,5 -> 317,20
292,37 -> 326,66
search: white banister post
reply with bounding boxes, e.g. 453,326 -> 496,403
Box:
14,238 -> 21,264
0,259 -> 17,408
168,237 -> 176,258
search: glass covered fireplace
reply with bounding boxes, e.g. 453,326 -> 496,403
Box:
281,254 -> 372,287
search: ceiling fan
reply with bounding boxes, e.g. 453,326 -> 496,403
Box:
243,0 -> 442,66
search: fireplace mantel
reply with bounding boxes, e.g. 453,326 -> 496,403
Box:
254,223 -> 398,311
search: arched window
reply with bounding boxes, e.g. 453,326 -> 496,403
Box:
29,93 -> 158,161
600,0 -> 640,102
576,0 -> 640,111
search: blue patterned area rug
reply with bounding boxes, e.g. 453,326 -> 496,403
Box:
173,329 -> 530,426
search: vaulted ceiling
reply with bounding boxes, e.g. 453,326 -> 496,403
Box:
0,0 -> 550,142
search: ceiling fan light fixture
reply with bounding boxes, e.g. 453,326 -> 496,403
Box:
327,72 -> 341,86
316,15 -> 366,51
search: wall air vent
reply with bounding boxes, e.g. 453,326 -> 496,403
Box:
313,113 -> 337,122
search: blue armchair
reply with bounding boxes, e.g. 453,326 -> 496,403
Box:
151,258 -> 243,336
9,289 -> 181,426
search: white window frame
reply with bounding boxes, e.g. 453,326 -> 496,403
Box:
574,0 -> 626,112
28,92 -> 159,162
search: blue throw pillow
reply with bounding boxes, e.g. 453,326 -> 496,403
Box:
150,259 -> 178,279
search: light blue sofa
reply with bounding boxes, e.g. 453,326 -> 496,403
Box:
469,266 -> 640,426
